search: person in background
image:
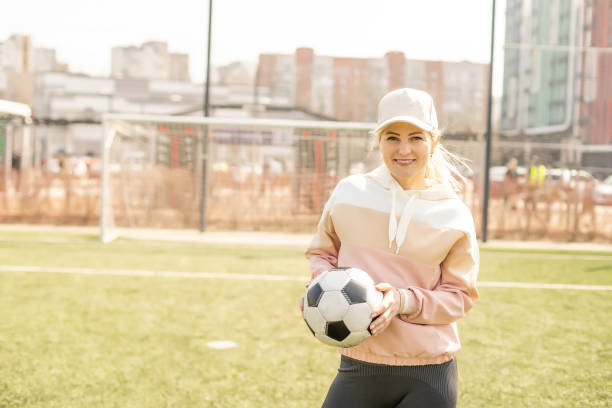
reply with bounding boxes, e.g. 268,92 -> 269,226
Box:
523,155 -> 548,236
498,156 -> 521,235
11,151 -> 21,190
528,155 -> 546,188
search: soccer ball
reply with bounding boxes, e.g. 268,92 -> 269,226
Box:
303,267 -> 383,347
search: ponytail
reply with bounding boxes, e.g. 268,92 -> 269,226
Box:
427,142 -> 471,191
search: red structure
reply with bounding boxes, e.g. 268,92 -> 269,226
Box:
295,47 -> 314,109
579,0 -> 612,146
385,51 -> 406,91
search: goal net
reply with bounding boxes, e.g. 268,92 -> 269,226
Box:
100,114 -> 380,242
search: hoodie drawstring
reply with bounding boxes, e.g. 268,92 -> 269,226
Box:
388,184 -> 419,254
365,164 -> 457,254
388,188 -> 397,249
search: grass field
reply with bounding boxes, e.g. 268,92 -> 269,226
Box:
0,231 -> 610,407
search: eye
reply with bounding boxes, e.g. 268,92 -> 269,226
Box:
385,135 -> 399,141
411,135 -> 424,141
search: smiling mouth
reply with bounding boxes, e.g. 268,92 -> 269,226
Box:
394,159 -> 415,166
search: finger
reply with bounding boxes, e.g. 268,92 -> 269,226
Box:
371,299 -> 390,316
371,294 -> 400,332
372,304 -> 393,325
383,290 -> 396,307
376,282 -> 393,292
382,307 -> 395,325
373,294 -> 396,316
371,283 -> 394,315
379,289 -> 397,314
370,310 -> 393,335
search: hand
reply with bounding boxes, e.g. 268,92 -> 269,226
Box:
369,283 -> 401,336
299,280 -> 310,313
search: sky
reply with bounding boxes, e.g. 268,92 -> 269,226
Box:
2,0 -> 506,91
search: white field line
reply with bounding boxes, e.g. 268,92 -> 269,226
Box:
477,281 -> 612,291
482,251 -> 612,262
2,236 -> 611,261
1,265 -> 611,291
0,265 -> 306,282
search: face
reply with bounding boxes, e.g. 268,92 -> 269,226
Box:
379,122 -> 437,190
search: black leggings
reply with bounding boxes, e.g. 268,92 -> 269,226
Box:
322,356 -> 458,408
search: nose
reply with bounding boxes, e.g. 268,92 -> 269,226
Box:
398,140 -> 412,155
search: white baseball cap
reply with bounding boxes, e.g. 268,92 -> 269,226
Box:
372,88 -> 439,136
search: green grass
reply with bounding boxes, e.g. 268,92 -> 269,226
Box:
479,250 -> 612,286
0,232 -> 610,407
0,235 -> 307,277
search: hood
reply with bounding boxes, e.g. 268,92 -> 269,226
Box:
365,165 -> 458,253
365,164 -> 457,200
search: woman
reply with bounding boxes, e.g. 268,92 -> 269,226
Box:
302,88 -> 479,408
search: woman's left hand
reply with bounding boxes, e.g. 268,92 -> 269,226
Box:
369,283 -> 401,336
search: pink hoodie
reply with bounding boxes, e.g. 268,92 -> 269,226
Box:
305,165 -> 479,366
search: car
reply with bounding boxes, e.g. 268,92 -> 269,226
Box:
547,168 -> 595,185
594,175 -> 612,206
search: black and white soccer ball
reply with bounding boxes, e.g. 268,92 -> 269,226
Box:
303,267 -> 383,347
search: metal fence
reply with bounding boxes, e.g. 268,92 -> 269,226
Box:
0,115 -> 611,242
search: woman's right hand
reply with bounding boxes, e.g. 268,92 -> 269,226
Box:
370,283 -> 401,336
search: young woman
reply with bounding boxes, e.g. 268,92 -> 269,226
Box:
302,88 -> 480,408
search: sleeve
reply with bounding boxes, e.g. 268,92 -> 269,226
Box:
398,231 -> 479,325
304,191 -> 341,281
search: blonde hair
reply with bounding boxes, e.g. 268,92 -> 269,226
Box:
374,127 -> 471,191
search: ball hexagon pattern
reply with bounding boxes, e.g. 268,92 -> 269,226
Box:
303,267 -> 383,348
318,291 -> 349,321
342,303 -> 374,332
302,306 -> 326,335
326,321 -> 351,342
342,280 -> 368,304
306,282 -> 324,307
318,268 -> 350,291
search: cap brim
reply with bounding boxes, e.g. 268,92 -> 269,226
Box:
372,116 -> 435,135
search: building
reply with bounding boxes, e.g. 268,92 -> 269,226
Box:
256,47 -> 489,134
29,70 -> 298,157
0,34 -> 66,101
0,34 -> 65,74
501,0 -> 611,172
501,0 -> 578,140
216,61 -> 256,86
578,0 -> 612,174
255,53 -> 295,106
111,41 -> 190,81
578,0 -> 612,146
501,0 -> 611,144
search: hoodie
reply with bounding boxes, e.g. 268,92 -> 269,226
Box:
305,165 -> 479,366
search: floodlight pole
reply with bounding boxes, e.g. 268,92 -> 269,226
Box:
482,0 -> 496,243
200,0 -> 213,232
204,0 -> 213,118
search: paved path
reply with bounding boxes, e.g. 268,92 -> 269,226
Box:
1,223 -> 611,252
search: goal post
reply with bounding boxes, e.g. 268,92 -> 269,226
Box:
100,114 -> 377,243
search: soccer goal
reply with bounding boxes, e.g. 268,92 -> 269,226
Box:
100,114 -> 379,242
